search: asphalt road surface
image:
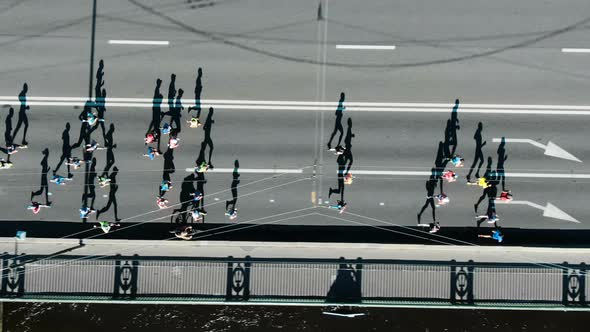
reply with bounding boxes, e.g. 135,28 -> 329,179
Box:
1,0 -> 590,237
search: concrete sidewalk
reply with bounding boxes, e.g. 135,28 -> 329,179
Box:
2,237 -> 589,264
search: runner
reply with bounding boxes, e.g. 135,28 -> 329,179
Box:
94,221 -> 120,234
329,200 -> 347,214
156,197 -> 169,209
478,226 -> 504,243
50,174 -> 72,185
27,201 -> 50,214
79,205 -> 96,219
143,146 -> 160,160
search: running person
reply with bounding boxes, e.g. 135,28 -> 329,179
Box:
27,201 -> 50,214
94,221 -> 120,234
478,226 -> 504,243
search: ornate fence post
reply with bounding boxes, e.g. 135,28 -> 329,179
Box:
113,254 -> 139,300
226,255 -> 251,301
450,259 -> 474,305
562,261 -> 586,306
1,254 -> 25,298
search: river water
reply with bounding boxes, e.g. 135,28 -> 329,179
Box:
3,303 -> 590,332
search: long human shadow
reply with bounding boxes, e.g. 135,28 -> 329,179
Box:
4,107 -> 14,162
327,92 -> 345,150
445,99 -> 460,158
202,107 -> 215,168
171,173 -> 196,224
496,137 -> 508,191
328,154 -> 347,203
31,148 -> 51,205
94,59 -> 107,143
434,141 -> 449,195
343,117 -> 354,174
417,172 -> 437,224
188,67 -> 203,119
225,159 -> 240,216
326,261 -> 362,303
99,124 -> 116,178
162,74 -> 183,132
53,123 -> 72,178
466,122 -> 486,182
147,78 -> 163,153
86,157 -> 98,210
162,146 -> 176,182
12,83 -> 29,145
71,101 -> 94,150
97,166 -> 120,221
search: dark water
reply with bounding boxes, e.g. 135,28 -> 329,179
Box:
3,303 -> 590,332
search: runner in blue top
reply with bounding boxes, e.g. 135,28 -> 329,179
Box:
479,227 -> 504,243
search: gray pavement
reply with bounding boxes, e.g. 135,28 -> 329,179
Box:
1,0 -> 590,234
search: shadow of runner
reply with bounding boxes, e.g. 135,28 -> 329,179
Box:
30,148 -> 51,206
171,173 -> 196,224
53,123 -> 73,178
466,122 -> 486,183
225,159 -> 240,219
99,124 -> 116,178
327,92 -> 345,150
4,107 -> 14,162
147,78 -> 163,153
12,83 -> 30,146
97,166 -> 120,221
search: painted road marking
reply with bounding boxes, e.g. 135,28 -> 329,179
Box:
3,96 -> 590,115
562,48 -> 590,53
336,44 -> 396,50
182,167 -> 590,179
108,40 -> 169,46
492,138 -> 582,163
184,168 -> 303,174
496,200 -> 579,223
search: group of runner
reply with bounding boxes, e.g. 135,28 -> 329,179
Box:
414,100 -> 509,242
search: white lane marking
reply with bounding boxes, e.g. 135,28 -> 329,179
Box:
2,96 -> 590,110
336,44 -> 396,50
562,48 -> 590,53
496,200 -> 580,223
3,100 -> 590,115
108,39 -> 169,46
184,168 -> 303,174
492,138 -> 582,163
379,202 -> 385,206
353,170 -> 590,179
269,199 -> 275,203
180,167 -> 590,179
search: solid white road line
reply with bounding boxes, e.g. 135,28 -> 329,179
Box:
3,96 -> 590,114
3,101 -> 590,115
4,97 -> 590,110
562,48 -> 590,53
184,168 -> 303,174
336,44 -> 396,50
181,168 -> 590,179
108,39 -> 169,45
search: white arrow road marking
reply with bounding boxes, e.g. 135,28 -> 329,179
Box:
496,200 -> 580,223
492,138 -> 582,162
3,96 -> 590,115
